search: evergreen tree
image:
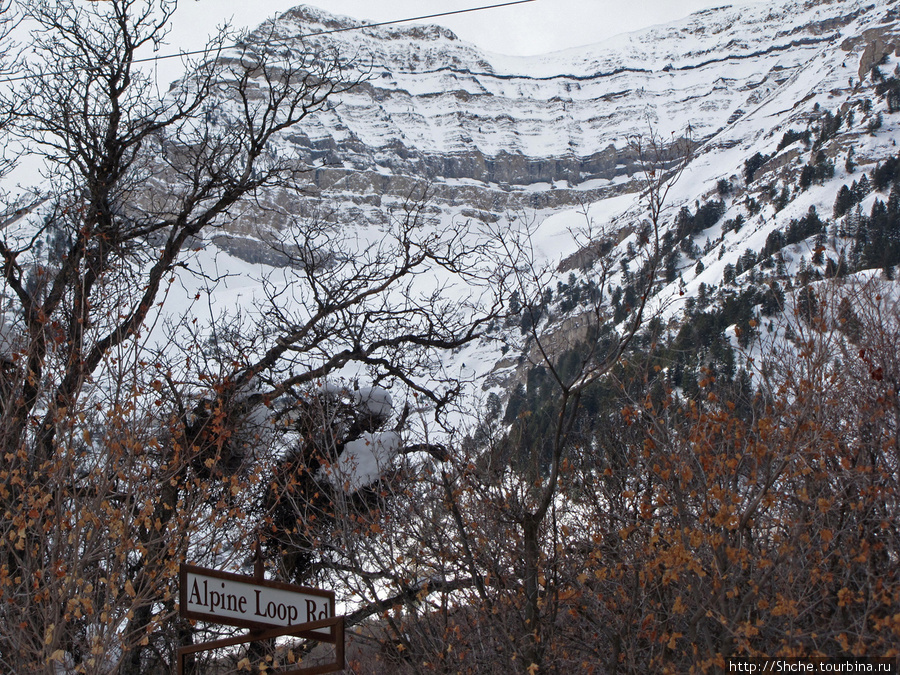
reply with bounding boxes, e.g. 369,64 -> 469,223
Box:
796,286 -> 819,324
833,184 -> 854,219
845,146 -> 856,173
723,263 -> 736,285
744,152 -> 770,183
836,296 -> 862,342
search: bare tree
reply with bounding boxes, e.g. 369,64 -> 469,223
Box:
0,2 -> 501,673
465,129 -> 691,671
324,151 -> 900,674
302,130 -> 693,673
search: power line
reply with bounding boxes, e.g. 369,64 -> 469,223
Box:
0,0 -> 538,83
138,0 -> 538,64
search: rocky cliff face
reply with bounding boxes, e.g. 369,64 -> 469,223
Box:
189,0 -> 898,258
158,0 -> 900,398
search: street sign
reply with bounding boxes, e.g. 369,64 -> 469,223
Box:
179,563 -> 335,636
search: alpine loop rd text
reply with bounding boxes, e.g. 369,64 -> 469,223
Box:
179,564 -> 334,634
186,577 -> 329,626
728,658 -> 897,673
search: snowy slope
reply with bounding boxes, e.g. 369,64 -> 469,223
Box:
169,0 -> 894,255
154,0 -> 900,402
247,1 -> 883,161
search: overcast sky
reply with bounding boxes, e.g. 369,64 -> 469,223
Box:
165,0 -> 769,58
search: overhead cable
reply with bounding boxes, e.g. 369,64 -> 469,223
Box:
0,0 -> 538,83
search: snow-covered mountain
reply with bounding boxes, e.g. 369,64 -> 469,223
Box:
192,0 -> 893,244
226,1 -> 891,200
184,0 -> 900,396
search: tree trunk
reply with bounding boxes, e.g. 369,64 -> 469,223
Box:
523,514 -> 544,670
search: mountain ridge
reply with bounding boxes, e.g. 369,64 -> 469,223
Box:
217,0 -> 892,189
166,0 -> 900,397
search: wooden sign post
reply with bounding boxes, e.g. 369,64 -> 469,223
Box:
178,563 -> 344,674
